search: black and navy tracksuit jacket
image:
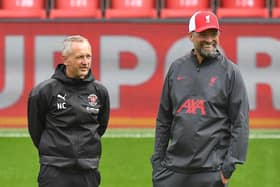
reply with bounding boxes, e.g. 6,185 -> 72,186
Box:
28,64 -> 110,169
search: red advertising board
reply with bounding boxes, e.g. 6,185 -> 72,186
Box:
0,21 -> 279,128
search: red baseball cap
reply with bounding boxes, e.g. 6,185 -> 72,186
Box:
188,11 -> 220,33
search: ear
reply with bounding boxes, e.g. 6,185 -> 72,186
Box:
188,33 -> 193,41
62,56 -> 68,66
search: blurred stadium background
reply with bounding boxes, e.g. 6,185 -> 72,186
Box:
0,0 -> 280,186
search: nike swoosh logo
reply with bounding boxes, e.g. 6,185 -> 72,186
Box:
177,76 -> 185,80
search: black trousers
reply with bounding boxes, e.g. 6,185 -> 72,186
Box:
38,165 -> 100,187
153,166 -> 228,187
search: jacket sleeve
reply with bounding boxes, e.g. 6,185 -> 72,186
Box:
27,87 -> 47,149
97,86 -> 110,137
151,67 -> 174,170
222,65 -> 250,178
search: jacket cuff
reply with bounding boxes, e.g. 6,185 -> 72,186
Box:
221,162 -> 236,179
151,153 -> 162,170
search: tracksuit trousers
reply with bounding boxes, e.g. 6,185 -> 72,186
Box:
38,165 -> 100,187
153,166 -> 228,187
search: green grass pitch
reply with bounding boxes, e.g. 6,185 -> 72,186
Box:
0,129 -> 279,187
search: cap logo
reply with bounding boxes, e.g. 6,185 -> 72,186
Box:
188,11 -> 219,33
205,15 -> 210,23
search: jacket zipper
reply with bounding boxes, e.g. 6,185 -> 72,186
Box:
196,63 -> 201,72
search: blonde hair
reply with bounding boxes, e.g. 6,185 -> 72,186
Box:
62,35 -> 90,56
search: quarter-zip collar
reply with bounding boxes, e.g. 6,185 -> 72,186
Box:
190,49 -> 221,72
51,64 -> 95,86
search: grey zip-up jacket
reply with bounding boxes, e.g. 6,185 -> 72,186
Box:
28,64 -> 110,169
152,50 -> 249,178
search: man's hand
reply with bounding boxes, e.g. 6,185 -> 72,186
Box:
220,172 -> 229,184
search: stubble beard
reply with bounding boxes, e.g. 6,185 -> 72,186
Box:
197,42 -> 218,59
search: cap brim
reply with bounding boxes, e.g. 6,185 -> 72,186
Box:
195,26 -> 220,33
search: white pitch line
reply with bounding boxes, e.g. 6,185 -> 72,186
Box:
0,131 -> 280,139
249,134 -> 280,139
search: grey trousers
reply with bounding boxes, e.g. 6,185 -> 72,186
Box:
38,165 -> 100,187
153,166 -> 228,187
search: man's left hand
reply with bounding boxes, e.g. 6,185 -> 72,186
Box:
220,172 -> 229,184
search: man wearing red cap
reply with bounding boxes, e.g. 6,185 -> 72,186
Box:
151,11 -> 249,187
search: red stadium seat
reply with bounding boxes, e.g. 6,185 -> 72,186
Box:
216,0 -> 269,18
272,0 -> 280,18
160,0 -> 212,19
49,0 -> 102,19
0,0 -> 46,18
105,0 -> 157,18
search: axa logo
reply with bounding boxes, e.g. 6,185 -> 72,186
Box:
57,93 -> 67,110
177,99 -> 206,115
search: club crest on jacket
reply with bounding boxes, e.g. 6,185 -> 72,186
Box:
88,94 -> 98,106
